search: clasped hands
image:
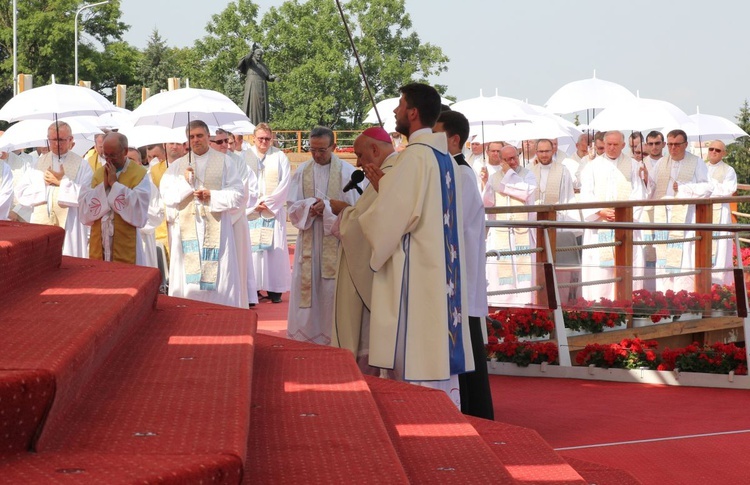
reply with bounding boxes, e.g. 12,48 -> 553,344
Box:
308,198 -> 325,217
44,167 -> 64,186
184,167 -> 211,202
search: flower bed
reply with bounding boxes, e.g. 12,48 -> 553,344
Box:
575,338 -> 660,369
487,307 -> 553,339
711,284 -> 737,313
486,337 -> 559,366
562,297 -> 628,333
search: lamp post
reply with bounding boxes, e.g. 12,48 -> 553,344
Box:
74,0 -> 110,86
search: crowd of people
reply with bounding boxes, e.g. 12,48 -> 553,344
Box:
0,81 -> 739,419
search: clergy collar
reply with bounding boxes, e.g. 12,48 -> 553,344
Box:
408,128 -> 432,141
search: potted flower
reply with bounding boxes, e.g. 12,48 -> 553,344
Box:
659,342 -> 747,375
668,290 -> 710,321
575,338 -> 660,370
631,289 -> 671,325
488,307 -> 553,340
563,297 -> 629,334
710,284 -> 737,316
486,336 -> 559,366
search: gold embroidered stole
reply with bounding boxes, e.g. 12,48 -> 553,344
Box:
490,167 -> 532,283
177,151 -> 225,289
654,155 -> 699,270
89,162 -> 148,264
531,161 -> 563,205
149,161 -> 170,246
248,148 -> 281,197
85,149 -> 101,173
299,157 -> 342,308
593,156 -> 633,265
31,152 -> 82,229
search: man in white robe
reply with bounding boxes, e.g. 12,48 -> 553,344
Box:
483,144 -> 538,306
533,139 -> 581,303
245,123 -> 291,303
435,110 -> 493,419
0,157 -> 12,220
580,131 -> 649,300
160,120 -> 246,308
476,141 -> 506,194
15,121 -> 92,257
647,129 -> 711,292
0,150 -> 30,222
287,126 -> 359,345
360,83 -> 474,408
211,129 -> 259,306
79,132 -> 152,265
705,141 -> 737,285
330,127 -> 396,374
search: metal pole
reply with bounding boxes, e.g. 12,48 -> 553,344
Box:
74,0 -> 110,86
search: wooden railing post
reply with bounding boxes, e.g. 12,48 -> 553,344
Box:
694,200 -> 713,295
614,206 -> 633,304
536,208 -> 556,264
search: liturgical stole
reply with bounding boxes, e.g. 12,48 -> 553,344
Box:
491,167 -> 532,284
593,156 -> 633,266
31,152 -> 82,230
89,161 -> 148,264
709,161 -> 729,264
177,152 -> 225,290
298,156 -> 342,308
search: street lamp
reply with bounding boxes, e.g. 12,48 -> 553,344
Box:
74,0 -> 110,86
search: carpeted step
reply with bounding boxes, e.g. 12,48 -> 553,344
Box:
245,334 -> 409,484
0,451 -> 242,484
37,295 -> 256,465
0,257 -> 161,447
0,222 -> 64,297
563,457 -> 642,485
0,370 -> 56,453
365,375 -> 518,484
465,416 -> 587,485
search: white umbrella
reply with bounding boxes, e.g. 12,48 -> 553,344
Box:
679,112 -> 749,142
217,119 -> 256,135
0,118 -> 102,152
470,116 -> 579,144
589,98 -> 691,132
363,95 -> 453,124
130,88 -> 250,128
544,72 -> 636,114
451,95 -> 535,124
118,125 -> 187,149
0,83 -> 118,122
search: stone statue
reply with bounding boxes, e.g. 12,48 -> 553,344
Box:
238,43 -> 276,125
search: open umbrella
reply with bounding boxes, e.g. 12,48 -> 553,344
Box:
588,98 -> 691,132
0,83 -> 118,122
451,95 -> 535,124
544,72 -> 636,114
363,95 -> 453,124
0,118 -> 102,153
117,125 -> 187,149
680,112 -> 749,142
130,88 -> 250,128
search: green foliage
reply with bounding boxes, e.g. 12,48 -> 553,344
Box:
724,100 -> 750,217
0,0 -> 128,104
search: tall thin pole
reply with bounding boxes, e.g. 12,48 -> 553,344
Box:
12,0 -> 17,95
75,0 -> 110,86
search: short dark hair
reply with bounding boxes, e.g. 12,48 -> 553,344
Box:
436,110 -> 470,148
186,119 -> 209,135
594,131 -> 605,142
666,129 -> 687,142
536,139 -> 553,150
646,130 -> 664,142
310,126 -> 334,145
629,131 -> 643,143
399,83 -> 442,128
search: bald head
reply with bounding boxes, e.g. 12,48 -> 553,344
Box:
500,145 -> 520,170
707,140 -> 726,165
353,132 -> 394,169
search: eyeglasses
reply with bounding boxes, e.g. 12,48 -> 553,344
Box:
309,146 -> 333,155
633,151 -> 643,155
646,141 -> 663,146
666,141 -> 686,148
211,138 -> 229,145
256,137 -> 272,142
708,147 -> 724,153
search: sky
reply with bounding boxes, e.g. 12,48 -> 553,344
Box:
120,0 -> 750,121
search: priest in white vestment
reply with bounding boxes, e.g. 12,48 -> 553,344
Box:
0,158 -> 12,220
647,130 -> 711,293
15,121 -> 92,257
359,83 -> 474,408
580,131 -> 648,300
160,121 -> 247,308
245,123 -> 292,303
482,144 -> 538,306
1,151 -> 31,221
435,110 -> 494,420
532,139 -> 580,303
79,133 -> 153,265
706,141 -> 736,285
287,127 -> 359,345
330,127 -> 396,374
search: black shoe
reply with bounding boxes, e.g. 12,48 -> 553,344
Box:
249,303 -> 256,308
268,291 -> 282,303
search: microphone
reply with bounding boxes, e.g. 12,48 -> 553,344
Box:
343,169 -> 365,194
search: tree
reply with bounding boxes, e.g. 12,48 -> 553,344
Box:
137,29 -> 175,98
0,0 -> 129,106
192,0 -> 448,130
724,100 -> 750,218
